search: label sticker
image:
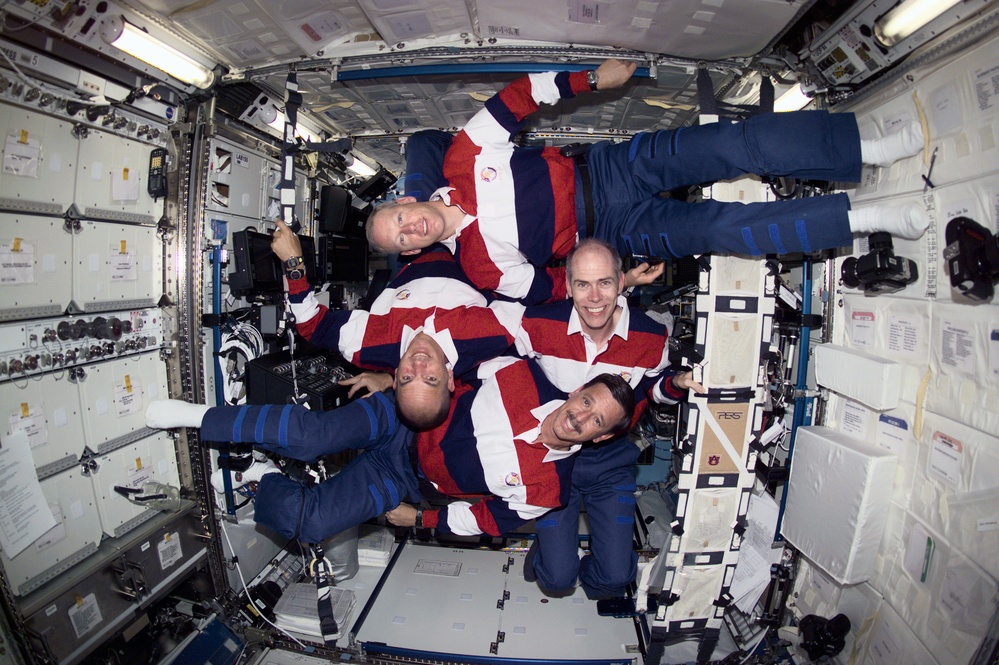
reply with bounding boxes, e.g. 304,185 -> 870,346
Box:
0,239 -> 34,285
928,431 -> 963,486
158,532 -> 183,570
940,320 -> 975,374
110,247 -> 137,282
841,400 -> 869,440
68,593 -> 103,639
9,404 -> 48,449
876,414 -> 912,455
851,310 -> 875,349
115,380 -> 142,417
414,559 -> 462,577
887,314 -> 920,358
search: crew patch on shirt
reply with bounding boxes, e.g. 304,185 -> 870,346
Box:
504,472 -> 523,486
396,289 -> 412,300
480,166 -> 498,182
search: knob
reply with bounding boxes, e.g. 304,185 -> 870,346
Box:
86,105 -> 110,122
87,344 -> 103,360
71,319 -> 89,339
149,128 -> 161,140
9,359 -> 24,374
24,356 -> 39,371
52,352 -> 64,366
24,88 -> 40,103
113,116 -> 128,130
123,339 -> 137,351
43,328 -> 57,343
136,125 -> 149,137
91,316 -> 123,340
64,348 -> 78,362
102,342 -> 117,356
66,101 -> 85,116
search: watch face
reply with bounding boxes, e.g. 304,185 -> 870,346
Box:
287,268 -> 305,280
285,256 -> 303,269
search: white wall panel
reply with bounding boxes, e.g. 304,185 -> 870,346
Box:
77,351 -> 168,453
0,371 -> 85,473
0,213 -> 73,320
73,128 -> 164,224
88,431 -> 181,538
0,467 -> 101,596
0,105 -> 76,215
207,138 -> 268,221
71,220 -> 162,312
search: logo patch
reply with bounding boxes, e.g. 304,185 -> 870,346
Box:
504,472 -> 523,487
619,371 -> 632,383
480,167 -> 498,182
395,289 -> 412,300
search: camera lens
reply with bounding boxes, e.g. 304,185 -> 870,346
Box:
841,257 -> 861,288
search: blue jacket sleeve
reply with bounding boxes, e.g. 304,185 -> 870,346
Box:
200,390 -> 401,461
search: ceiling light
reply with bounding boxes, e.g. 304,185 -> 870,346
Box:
345,155 -> 377,179
774,84 -> 812,112
100,16 -> 215,89
874,0 -> 963,47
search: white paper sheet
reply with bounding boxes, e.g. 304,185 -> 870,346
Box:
731,491 -> 783,612
0,431 -> 57,559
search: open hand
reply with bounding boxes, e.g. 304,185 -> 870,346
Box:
340,372 -> 394,398
623,261 -> 665,288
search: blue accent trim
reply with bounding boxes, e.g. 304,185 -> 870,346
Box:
640,233 -> 653,255
277,404 -> 293,449
658,232 -> 678,258
368,484 -> 384,514
553,71 -> 574,98
741,228 -> 761,256
628,133 -> 643,163
795,219 -> 812,253
670,127 -> 681,156
537,517 -> 558,528
616,515 -> 634,524
358,398 -> 379,442
254,404 -> 272,444
621,236 -> 636,255
616,495 -> 636,504
231,407 -> 248,444
384,478 -> 400,507
768,224 -> 787,255
372,391 -> 398,435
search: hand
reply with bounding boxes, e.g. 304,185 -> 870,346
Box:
595,59 -> 638,90
623,261 -> 665,288
146,399 -> 211,429
385,503 -> 418,528
340,372 -> 393,398
271,222 -> 303,262
673,370 -> 706,395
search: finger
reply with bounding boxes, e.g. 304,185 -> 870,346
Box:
339,375 -> 358,385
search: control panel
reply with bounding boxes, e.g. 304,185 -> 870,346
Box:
0,308 -> 164,383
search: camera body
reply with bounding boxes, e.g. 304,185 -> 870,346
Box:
944,216 -> 999,303
841,232 -> 918,295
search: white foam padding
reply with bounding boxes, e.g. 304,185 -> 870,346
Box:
814,343 -> 901,411
783,426 -> 898,584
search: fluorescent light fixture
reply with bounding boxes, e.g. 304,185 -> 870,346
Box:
774,83 -> 812,112
874,0 -> 963,47
346,155 -> 377,178
100,16 -> 214,89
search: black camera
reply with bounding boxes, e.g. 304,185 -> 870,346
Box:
944,216 -> 999,303
841,232 -> 918,295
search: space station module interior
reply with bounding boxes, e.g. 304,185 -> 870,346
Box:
0,0 -> 997,663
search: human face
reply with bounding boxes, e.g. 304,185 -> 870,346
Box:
394,332 -> 455,411
546,383 -> 626,449
370,196 -> 447,255
567,246 -> 625,338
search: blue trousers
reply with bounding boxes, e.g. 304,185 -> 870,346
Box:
201,393 -> 420,544
532,437 -> 640,599
579,110 -> 862,258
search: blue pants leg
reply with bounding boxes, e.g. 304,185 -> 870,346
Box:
584,110 -> 862,258
532,438 -> 640,599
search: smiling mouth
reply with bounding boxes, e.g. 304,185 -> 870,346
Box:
584,306 -> 606,314
564,413 -> 580,434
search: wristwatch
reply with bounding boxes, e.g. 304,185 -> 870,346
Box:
587,69 -> 599,91
414,508 -> 424,529
284,255 -> 305,280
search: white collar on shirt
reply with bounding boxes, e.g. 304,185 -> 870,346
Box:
566,294 -> 631,343
515,399 -> 582,462
399,319 -> 459,370
430,186 -> 475,250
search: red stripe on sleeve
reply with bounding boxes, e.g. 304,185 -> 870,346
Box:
498,76 -> 541,120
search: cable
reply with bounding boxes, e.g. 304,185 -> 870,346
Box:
218,519 -> 310,650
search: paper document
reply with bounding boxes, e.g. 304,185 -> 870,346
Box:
0,431 -> 57,559
731,491 -> 784,612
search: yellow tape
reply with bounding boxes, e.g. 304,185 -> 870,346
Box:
135,457 -> 142,470
12,237 -> 21,252
122,167 -> 129,180
124,375 -> 132,392
20,402 -> 29,418
120,240 -> 127,254
19,129 -> 28,144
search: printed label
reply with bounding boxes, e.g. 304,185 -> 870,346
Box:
158,532 -> 183,570
928,431 -> 963,486
68,594 -> 103,639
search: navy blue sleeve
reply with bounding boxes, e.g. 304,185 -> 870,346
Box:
403,130 -> 453,201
